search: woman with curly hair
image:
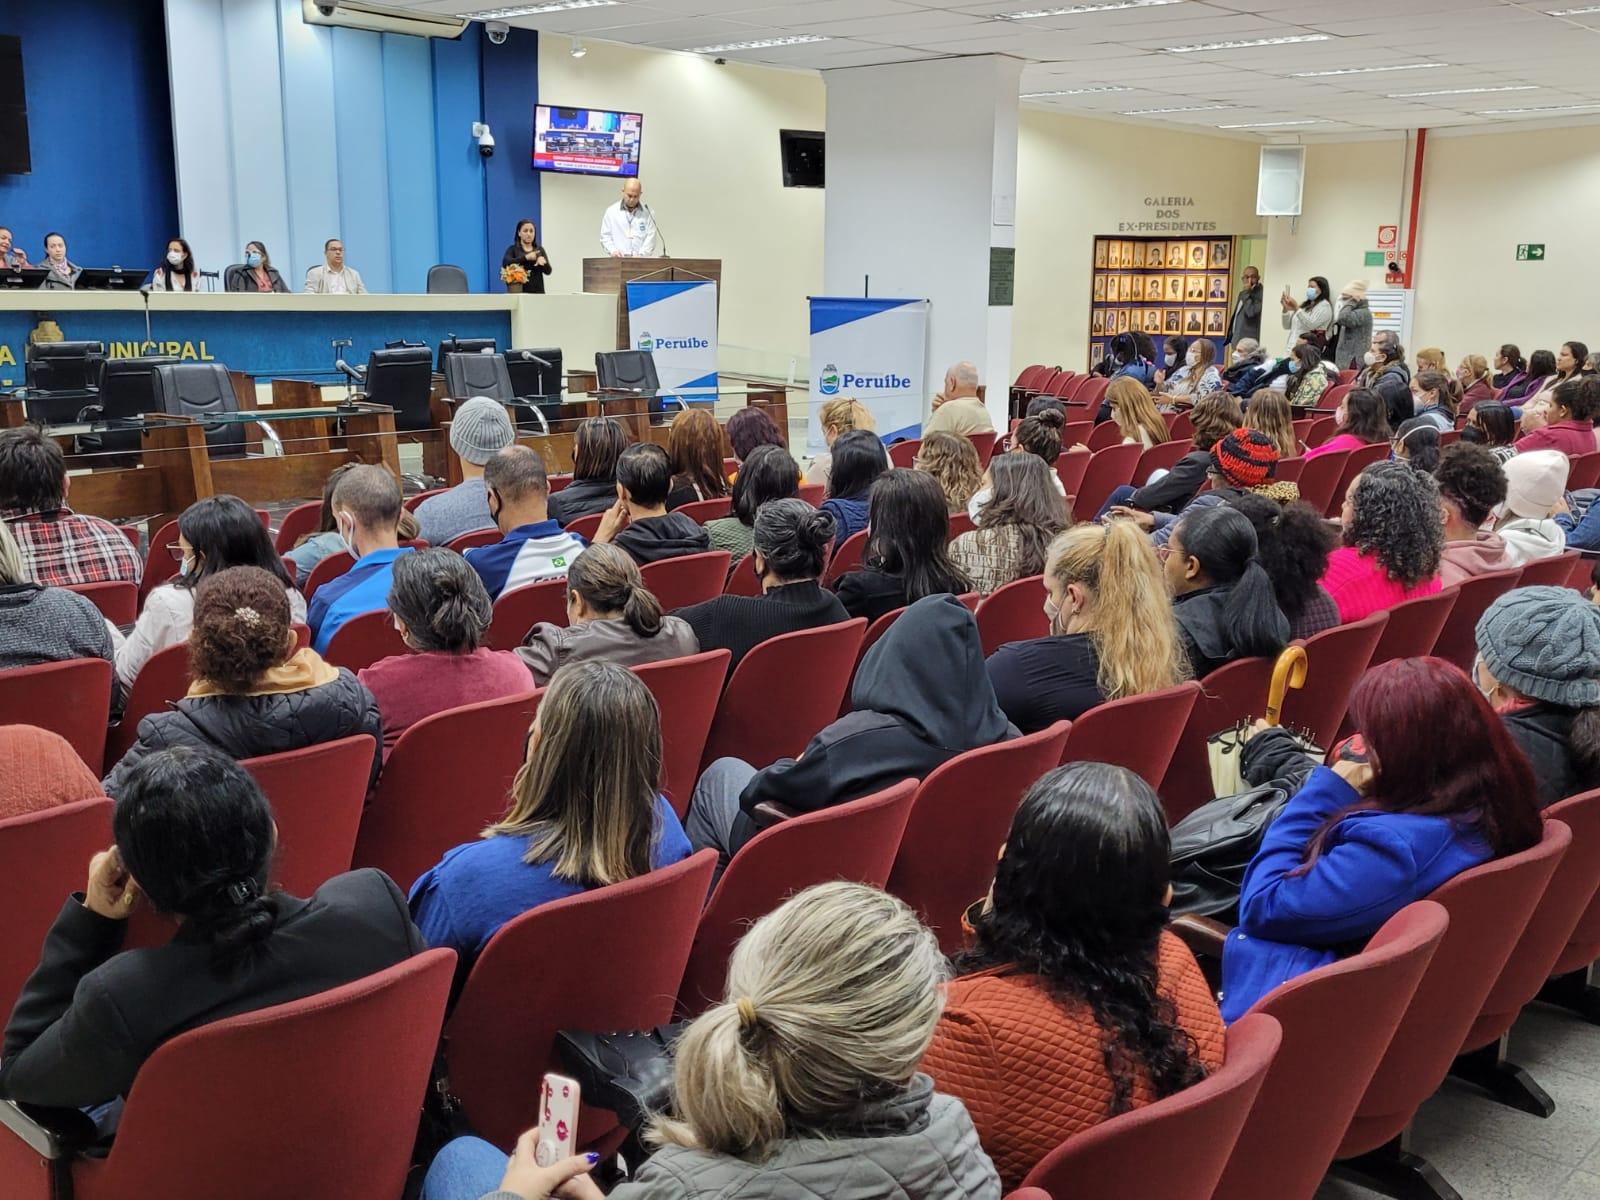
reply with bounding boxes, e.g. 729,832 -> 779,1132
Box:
913,432 -> 983,515
949,453 -> 1069,595
1225,493 -> 1339,640
923,762 -> 1224,1190
1321,461 -> 1444,623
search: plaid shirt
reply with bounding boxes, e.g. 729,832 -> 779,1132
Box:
3,507 -> 143,588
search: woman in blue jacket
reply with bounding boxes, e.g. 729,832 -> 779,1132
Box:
819,429 -> 888,547
1220,656 -> 1542,1022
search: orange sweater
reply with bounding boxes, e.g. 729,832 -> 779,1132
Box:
921,932 -> 1226,1191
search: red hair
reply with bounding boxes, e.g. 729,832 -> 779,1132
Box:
1303,657 -> 1541,866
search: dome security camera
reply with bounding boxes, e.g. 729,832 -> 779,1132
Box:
485,20 -> 509,44
472,122 -> 496,159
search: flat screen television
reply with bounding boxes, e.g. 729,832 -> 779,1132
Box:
779,129 -> 824,189
532,105 -> 642,177
0,35 -> 31,176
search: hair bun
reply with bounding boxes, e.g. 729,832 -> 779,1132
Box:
1034,408 -> 1065,430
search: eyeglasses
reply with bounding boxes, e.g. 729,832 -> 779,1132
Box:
1156,544 -> 1172,560
168,544 -> 189,562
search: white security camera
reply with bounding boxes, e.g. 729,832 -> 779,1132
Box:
485,20 -> 509,44
316,1 -> 335,13
472,121 -> 496,159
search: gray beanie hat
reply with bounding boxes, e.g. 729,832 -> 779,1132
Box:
1475,585 -> 1600,708
450,396 -> 516,466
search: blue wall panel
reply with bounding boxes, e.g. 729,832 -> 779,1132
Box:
0,0 -> 178,269
431,33 -> 490,293
331,28 -> 394,293
481,26 -> 542,294
277,0 -> 341,286
221,0 -> 292,271
382,35 -> 442,295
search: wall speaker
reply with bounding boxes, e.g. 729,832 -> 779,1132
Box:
1256,145 -> 1305,217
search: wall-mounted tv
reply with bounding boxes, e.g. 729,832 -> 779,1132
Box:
532,105 -> 642,177
0,36 -> 31,176
779,129 -> 823,189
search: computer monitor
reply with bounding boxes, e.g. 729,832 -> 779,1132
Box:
76,267 -> 148,291
0,267 -> 46,290
436,337 -> 496,374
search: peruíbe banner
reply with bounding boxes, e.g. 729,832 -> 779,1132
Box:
807,297 -> 929,451
625,279 -> 718,399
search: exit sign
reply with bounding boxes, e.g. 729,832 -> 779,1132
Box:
1517,243 -> 1547,261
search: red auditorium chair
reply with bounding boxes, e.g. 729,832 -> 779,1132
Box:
1430,566 -> 1524,672
321,608 -> 409,672
1567,450 -> 1600,491
976,574 -> 1048,657
1055,449 -> 1092,498
1274,455 -> 1306,484
1084,420 -> 1126,452
444,851 -> 716,1152
1368,589 -> 1457,666
969,430 -> 998,466
639,550 -> 732,609
947,510 -> 976,538
137,518 -> 182,604
241,735 -> 375,897
699,619 -> 866,771
1303,415 -> 1339,448
273,500 -> 322,554
1168,410 -> 1195,440
547,474 -> 573,493
1324,443 -> 1392,518
565,512 -> 604,542
1020,1013 -> 1282,1200
1332,820 -> 1569,1198
352,689 -> 542,890
1517,550 -> 1581,589
1453,792 -> 1600,1115
839,605 -> 909,715
723,552 -> 763,596
1293,450 -> 1348,516
886,722 -> 1071,956
1159,655 -> 1274,826
797,482 -> 825,507
1214,901 -> 1446,1200
631,649 -> 731,818
678,781 -> 917,1018
1133,438 -> 1192,484
1060,420 -> 1094,450
0,950 -> 454,1200
0,798 -> 113,1019
487,577 -> 568,651
0,659 -> 113,775
442,527 -> 502,553
1058,682 -> 1201,788
402,488 -> 445,512
105,642 -> 189,766
670,497 -> 729,525
1073,443 -> 1142,521
1075,376 -> 1111,410
64,581 -> 137,625
887,439 -> 920,468
824,528 -> 870,583
1543,792 -> 1600,1022
1279,611 -> 1387,749
304,540 -> 428,601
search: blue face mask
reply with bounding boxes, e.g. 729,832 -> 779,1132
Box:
245,252 -> 262,268
1288,361 -> 1300,375
1305,287 -> 1318,303
179,555 -> 193,577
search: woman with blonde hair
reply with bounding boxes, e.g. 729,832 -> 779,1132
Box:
987,522 -> 1189,733
1243,390 -> 1298,458
1457,353 -> 1496,414
914,431 -> 983,515
419,883 -> 999,1199
805,396 -> 878,489
1105,378 -> 1170,449
408,660 -> 691,968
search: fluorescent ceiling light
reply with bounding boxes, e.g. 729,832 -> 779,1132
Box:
1165,34 -> 1329,53
1293,62 -> 1444,77
689,34 -> 831,52
1119,104 -> 1235,114
1020,85 -> 1135,97
462,0 -> 616,16
1547,6 -> 1600,14
1388,85 -> 1538,97
1476,102 -> 1600,114
1217,119 -> 1330,128
997,0 -> 1185,17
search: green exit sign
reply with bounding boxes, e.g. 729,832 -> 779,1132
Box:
1517,243 -> 1547,261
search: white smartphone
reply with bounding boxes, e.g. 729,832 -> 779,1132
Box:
535,1072 -> 581,1167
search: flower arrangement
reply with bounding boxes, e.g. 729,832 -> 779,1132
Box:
500,263 -> 530,286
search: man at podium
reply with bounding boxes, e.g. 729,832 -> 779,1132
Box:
600,179 -> 660,258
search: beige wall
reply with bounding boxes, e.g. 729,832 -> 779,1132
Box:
536,37 -> 824,370
1011,110 -> 1265,375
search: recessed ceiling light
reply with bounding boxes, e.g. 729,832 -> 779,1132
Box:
1476,102 -> 1600,114
461,0 -> 616,16
1119,104 -> 1235,114
1165,34 -> 1329,53
1387,85 -> 1538,97
1293,62 -> 1444,77
997,0 -> 1185,17
688,34 -> 831,52
1547,6 -> 1600,15
1216,119 -> 1330,128
1020,85 -> 1135,97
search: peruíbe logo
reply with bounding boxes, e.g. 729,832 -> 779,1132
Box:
637,332 -> 655,352
819,363 -> 841,396
818,366 -> 911,395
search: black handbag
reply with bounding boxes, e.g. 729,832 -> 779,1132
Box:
1168,783 -> 1289,923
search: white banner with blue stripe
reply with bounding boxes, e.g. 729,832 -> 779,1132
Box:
625,279 -> 719,399
808,297 -> 929,451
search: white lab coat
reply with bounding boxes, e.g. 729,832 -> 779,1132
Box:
599,202 -> 659,257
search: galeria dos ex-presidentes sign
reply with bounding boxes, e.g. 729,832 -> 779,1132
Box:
1118,196 -> 1219,234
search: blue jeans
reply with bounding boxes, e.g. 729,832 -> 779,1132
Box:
421,1136 -> 508,1200
1095,483 -> 1138,521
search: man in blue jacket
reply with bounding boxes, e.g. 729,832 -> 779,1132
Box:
307,465 -> 414,653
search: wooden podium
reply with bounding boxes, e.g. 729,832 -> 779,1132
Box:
582,257 -> 722,350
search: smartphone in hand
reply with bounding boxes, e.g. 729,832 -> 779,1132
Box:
535,1073 -> 581,1167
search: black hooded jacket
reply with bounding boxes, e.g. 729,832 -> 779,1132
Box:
734,595 -> 1017,849
611,512 -> 712,566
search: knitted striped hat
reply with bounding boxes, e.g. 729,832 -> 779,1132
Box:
1211,427 -> 1280,490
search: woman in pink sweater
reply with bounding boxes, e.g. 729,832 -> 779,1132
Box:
1303,387 -> 1391,460
1321,460 -> 1444,622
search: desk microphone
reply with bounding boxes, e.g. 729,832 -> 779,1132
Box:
643,203 -> 668,256
138,285 -> 153,345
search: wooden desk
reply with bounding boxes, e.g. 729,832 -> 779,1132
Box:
581,258 -> 722,349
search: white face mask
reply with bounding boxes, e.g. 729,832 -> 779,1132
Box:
336,511 -> 358,558
1364,350 -> 1381,367
1043,593 -> 1061,633
166,250 -> 184,267
1186,350 -> 1200,367
1163,353 -> 1176,368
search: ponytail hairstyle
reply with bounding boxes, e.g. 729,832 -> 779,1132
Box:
386,548 -> 492,653
1170,505 -> 1289,660
1499,344 -> 1526,374
1414,369 -> 1456,416
566,543 -> 663,638
652,883 -> 945,1158
114,746 -> 279,967
1393,419 -> 1442,475
1224,494 -> 1336,624
1047,522 -> 1189,700
1013,406 -> 1067,462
